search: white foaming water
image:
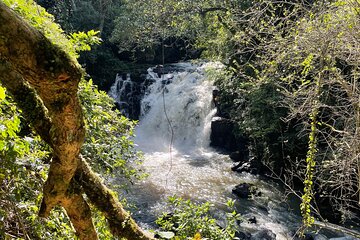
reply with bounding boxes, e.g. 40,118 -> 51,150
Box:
109,73 -> 133,117
125,62 -> 301,239
135,62 -> 218,153
109,73 -> 132,104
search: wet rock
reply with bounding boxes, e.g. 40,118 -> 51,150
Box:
110,73 -> 143,120
248,216 -> 257,224
210,117 -> 238,151
153,65 -> 164,77
231,162 -> 242,171
230,151 -> 246,163
278,201 -> 289,210
144,78 -> 156,88
236,231 -> 251,240
329,237 -> 356,240
252,229 -> 276,240
316,197 -> 342,223
161,79 -> 172,85
258,205 -> 269,213
212,88 -> 220,108
315,234 -> 329,240
232,183 -> 257,199
304,233 -> 328,240
231,157 -> 262,174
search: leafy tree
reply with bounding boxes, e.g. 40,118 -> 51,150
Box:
0,0 -> 153,239
79,79 -> 144,180
111,0 -> 360,232
156,197 -> 241,240
110,0 -> 241,59
271,0 -> 360,225
220,0 -> 360,229
36,0 -> 128,91
3,0 -> 360,238
36,0 -> 119,36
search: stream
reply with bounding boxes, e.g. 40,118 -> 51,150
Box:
109,62 -> 352,239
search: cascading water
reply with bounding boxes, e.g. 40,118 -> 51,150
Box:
135,62 -> 217,153
116,62 -> 303,239
109,73 -> 136,118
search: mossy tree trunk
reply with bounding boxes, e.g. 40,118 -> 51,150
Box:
0,2 -> 153,239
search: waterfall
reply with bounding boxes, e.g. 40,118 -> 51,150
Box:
135,62 -> 218,153
114,62 -> 303,239
109,73 -> 135,118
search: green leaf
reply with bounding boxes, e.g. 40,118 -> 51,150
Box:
0,86 -> 5,101
157,231 -> 175,239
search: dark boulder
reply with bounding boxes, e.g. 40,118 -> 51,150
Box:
230,151 -> 246,163
314,234 -> 329,240
316,196 -> 342,223
252,229 -> 276,240
210,117 -> 238,151
231,157 -> 263,174
212,88 -> 220,108
232,183 -> 257,199
329,237 -> 356,240
303,233 -> 328,240
258,205 -> 268,213
248,216 -> 257,224
231,162 -> 242,171
236,231 -> 252,240
153,65 -> 164,77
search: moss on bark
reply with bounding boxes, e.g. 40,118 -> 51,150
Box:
0,2 -> 155,239
77,157 -> 154,240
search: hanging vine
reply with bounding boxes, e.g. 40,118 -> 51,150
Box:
300,53 -> 324,232
300,108 -> 318,228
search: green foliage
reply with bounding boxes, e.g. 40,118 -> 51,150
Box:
0,79 -> 143,238
197,0 -> 360,226
69,30 -> 102,52
233,0 -> 360,225
156,197 -> 241,240
0,86 -> 5,100
3,0 -> 78,60
36,0 -> 127,89
110,0 -> 237,59
79,79 -> 145,181
92,209 -> 116,240
4,0 -> 101,58
268,0 -> 360,224
0,0 -> 144,238
0,85 -> 76,239
2,0 -> 142,181
2,0 -> 360,237
0,87 -> 27,169
300,111 -> 317,229
50,0 -> 102,32
39,0 -> 121,36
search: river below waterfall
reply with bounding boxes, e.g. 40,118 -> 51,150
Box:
110,62 -> 349,239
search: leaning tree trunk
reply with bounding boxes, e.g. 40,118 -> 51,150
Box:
0,2 -> 153,239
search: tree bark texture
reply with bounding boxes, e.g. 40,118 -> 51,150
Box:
77,157 -> 154,239
0,0 -> 85,218
0,2 -> 153,239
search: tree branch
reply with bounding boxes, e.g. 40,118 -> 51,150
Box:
0,2 -> 155,239
77,156 -> 154,240
0,1 -> 85,217
314,220 -> 360,239
198,7 -> 228,15
0,60 -> 52,144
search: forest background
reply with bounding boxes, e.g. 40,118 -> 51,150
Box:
1,0 -> 360,239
